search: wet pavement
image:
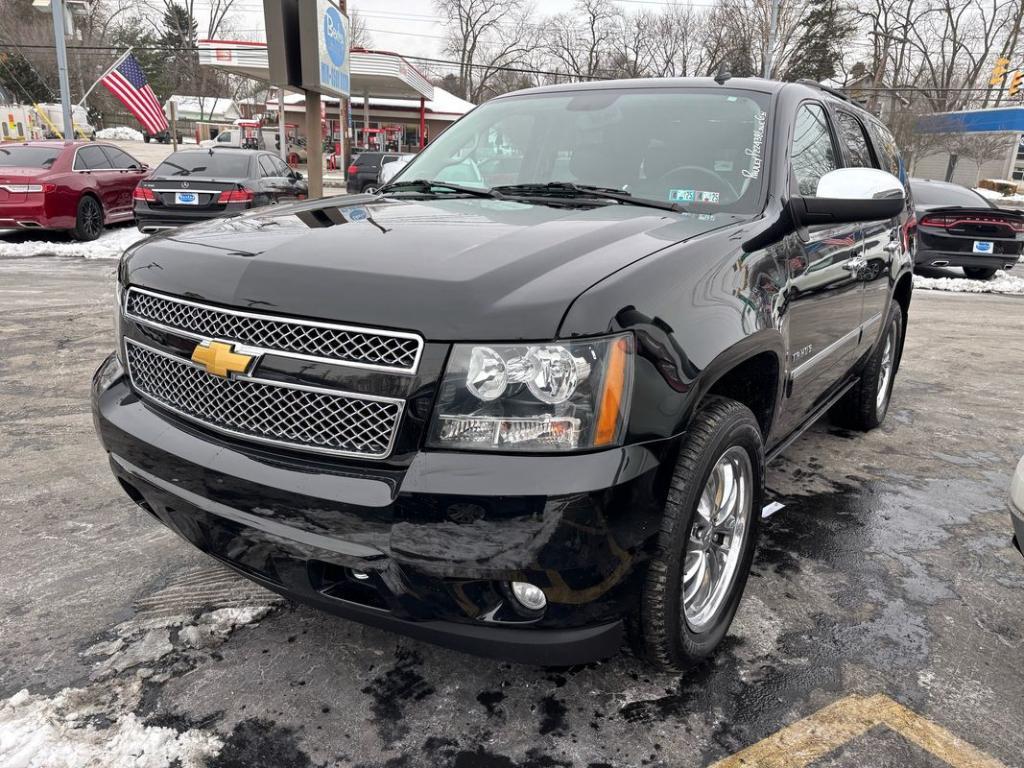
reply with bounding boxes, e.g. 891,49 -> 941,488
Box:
1,255 -> 1022,767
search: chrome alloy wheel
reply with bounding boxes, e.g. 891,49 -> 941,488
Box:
876,326 -> 894,412
682,446 -> 753,632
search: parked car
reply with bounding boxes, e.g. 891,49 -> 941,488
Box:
93,78 -> 913,669
1012,455 -> 1024,557
378,153 -> 415,187
347,151 -> 408,193
0,140 -> 146,240
133,148 -> 307,233
910,178 -> 1023,279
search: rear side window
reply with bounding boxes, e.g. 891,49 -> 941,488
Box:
74,145 -> 113,170
0,146 -> 60,168
790,104 -> 837,197
100,146 -> 138,169
867,121 -> 902,180
258,156 -> 277,177
835,111 -> 876,169
154,152 -> 252,178
356,153 -> 382,168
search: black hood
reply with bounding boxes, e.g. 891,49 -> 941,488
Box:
122,194 -> 742,339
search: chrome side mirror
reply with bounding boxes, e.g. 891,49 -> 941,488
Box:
791,168 -> 905,226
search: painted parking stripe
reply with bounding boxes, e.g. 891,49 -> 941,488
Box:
710,693 -> 1006,768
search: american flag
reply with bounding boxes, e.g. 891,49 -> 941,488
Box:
99,54 -> 167,134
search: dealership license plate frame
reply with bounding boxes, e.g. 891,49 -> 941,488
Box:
972,240 -> 994,254
175,191 -> 199,206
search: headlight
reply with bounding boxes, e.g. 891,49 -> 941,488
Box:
428,333 -> 633,452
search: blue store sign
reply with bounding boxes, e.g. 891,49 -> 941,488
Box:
317,0 -> 350,96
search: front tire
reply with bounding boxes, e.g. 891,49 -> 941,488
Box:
963,266 -> 997,280
72,195 -> 103,241
832,303 -> 903,431
637,398 -> 764,671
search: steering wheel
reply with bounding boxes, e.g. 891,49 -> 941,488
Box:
655,165 -> 739,201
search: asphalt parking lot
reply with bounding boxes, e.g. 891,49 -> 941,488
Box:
1,253 -> 1022,767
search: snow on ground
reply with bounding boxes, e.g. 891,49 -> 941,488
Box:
914,269 -> 1024,295
0,226 -> 146,260
96,126 -> 144,142
0,572 -> 279,768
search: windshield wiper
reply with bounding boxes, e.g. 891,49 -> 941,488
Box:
493,182 -> 685,213
380,179 -> 503,199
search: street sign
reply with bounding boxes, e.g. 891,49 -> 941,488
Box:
299,0 -> 350,97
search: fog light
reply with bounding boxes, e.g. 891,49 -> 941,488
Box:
510,581 -> 547,611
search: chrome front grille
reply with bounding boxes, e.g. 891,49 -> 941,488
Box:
125,288 -> 422,372
125,341 -> 404,458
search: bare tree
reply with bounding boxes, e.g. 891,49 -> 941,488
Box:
350,9 -> 373,49
434,0 -> 530,101
544,0 -> 620,81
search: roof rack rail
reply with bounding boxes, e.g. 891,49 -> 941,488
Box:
795,79 -> 852,103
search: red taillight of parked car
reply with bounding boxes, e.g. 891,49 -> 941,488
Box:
133,186 -> 156,202
217,188 -> 255,204
347,164 -> 359,176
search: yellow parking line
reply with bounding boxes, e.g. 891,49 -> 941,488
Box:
710,693 -> 1006,768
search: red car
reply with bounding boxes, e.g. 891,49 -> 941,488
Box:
0,140 -> 148,240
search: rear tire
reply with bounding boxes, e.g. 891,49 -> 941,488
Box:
832,303 -> 902,431
636,398 -> 764,671
963,267 -> 997,280
72,195 -> 103,242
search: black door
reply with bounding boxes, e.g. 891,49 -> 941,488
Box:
778,102 -> 866,436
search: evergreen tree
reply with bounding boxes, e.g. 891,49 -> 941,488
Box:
0,51 -> 52,103
782,0 -> 855,82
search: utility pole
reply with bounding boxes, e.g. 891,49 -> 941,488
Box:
47,0 -> 75,141
762,0 -> 781,79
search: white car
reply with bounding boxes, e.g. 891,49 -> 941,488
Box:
1012,455 -> 1024,556
378,153 -> 415,186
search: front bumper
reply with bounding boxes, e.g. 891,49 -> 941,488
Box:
93,354 -> 669,664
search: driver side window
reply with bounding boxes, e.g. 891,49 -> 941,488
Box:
791,104 -> 837,197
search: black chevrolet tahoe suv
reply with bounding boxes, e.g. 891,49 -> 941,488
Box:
92,78 -> 914,669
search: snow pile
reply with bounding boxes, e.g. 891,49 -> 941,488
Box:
0,586 -> 279,768
0,688 -> 221,768
96,126 -> 144,142
914,269 -> 1024,295
972,186 -> 1024,205
0,227 -> 146,260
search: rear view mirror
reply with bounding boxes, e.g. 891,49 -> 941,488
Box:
791,168 -> 905,226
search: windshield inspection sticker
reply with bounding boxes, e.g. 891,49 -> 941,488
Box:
743,110 -> 768,179
698,190 -> 720,204
669,189 -> 696,203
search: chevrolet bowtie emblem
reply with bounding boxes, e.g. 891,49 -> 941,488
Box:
191,340 -> 254,378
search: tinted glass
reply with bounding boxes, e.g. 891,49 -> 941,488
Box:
355,153 -> 383,167
74,145 -> 113,170
258,156 -> 276,177
910,181 -> 991,208
835,111 -> 875,169
272,156 -> 291,176
100,146 -> 137,168
397,88 -> 772,212
0,145 -> 60,168
867,121 -> 902,179
153,152 -> 252,178
791,104 -> 837,197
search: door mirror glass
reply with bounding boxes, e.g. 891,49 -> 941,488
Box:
792,167 -> 905,226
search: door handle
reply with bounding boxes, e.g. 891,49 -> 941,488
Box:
884,241 -> 900,253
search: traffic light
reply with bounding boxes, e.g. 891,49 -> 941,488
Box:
991,57 -> 1011,86
1011,70 -> 1024,98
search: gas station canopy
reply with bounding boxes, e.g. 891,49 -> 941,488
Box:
197,41 -> 434,101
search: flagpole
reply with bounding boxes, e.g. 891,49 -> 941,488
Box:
78,47 -> 133,107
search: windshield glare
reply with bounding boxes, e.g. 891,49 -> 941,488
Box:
0,146 -> 61,169
396,88 -> 771,213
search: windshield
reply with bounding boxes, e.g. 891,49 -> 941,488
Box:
394,88 -> 771,213
154,152 -> 252,178
0,146 -> 61,169
911,181 -> 990,209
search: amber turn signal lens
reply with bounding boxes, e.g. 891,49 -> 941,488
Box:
594,336 -> 629,446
